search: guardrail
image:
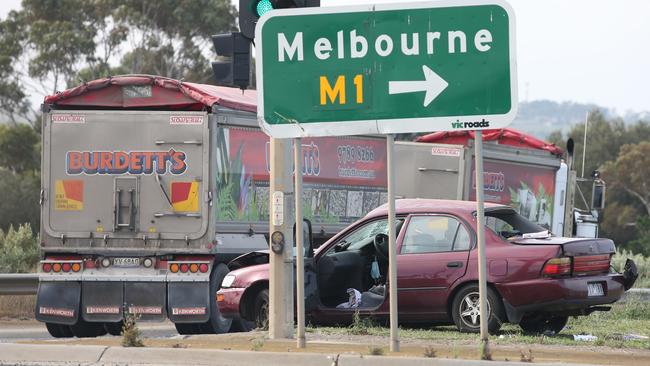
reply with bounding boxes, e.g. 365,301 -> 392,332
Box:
0,274 -> 39,295
0,273 -> 649,299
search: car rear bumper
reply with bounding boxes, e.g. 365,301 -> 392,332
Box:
496,273 -> 626,323
217,287 -> 246,319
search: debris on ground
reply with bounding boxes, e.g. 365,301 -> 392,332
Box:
573,334 -> 598,341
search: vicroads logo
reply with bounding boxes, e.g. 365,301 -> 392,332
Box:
451,119 -> 491,129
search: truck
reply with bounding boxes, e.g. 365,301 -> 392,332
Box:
36,75 -> 596,338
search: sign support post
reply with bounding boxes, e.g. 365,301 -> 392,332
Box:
269,138 -> 295,339
474,131 -> 490,357
386,134 -> 399,352
294,138 -> 306,348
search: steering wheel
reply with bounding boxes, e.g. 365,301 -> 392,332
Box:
373,233 -> 390,261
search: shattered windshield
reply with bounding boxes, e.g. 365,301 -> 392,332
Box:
484,208 -> 547,240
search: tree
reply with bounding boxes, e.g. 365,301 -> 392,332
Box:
602,142 -> 650,217
0,0 -> 238,125
0,124 -> 40,174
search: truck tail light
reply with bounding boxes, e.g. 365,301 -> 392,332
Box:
52,263 -> 62,273
199,264 -> 209,273
542,257 -> 571,277
189,264 -> 199,273
170,263 -> 179,273
180,264 -> 189,273
62,263 -> 71,272
42,263 -> 52,272
72,263 -> 81,272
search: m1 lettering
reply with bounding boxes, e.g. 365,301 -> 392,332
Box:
319,74 -> 364,106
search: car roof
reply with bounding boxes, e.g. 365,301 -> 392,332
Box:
366,199 -> 507,218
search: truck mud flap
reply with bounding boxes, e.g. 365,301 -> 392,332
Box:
167,281 -> 210,323
35,281 -> 80,325
81,282 -> 123,322
124,282 -> 167,321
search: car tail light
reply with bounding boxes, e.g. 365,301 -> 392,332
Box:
542,257 -> 571,277
62,263 -> 72,272
42,263 -> 52,272
199,263 -> 209,273
170,263 -> 179,273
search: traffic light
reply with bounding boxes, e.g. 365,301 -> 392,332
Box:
239,0 -> 320,40
211,32 -> 251,89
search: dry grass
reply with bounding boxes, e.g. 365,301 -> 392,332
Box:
0,295 -> 35,319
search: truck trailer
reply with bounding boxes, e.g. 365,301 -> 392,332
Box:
36,75 -> 583,337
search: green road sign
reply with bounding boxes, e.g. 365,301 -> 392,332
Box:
256,0 -> 517,138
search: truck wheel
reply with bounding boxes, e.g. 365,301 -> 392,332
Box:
45,323 -> 73,338
451,284 -> 505,334
519,315 -> 568,334
104,321 -> 123,336
230,317 -> 256,332
253,289 -> 269,330
199,263 -> 232,334
70,319 -> 107,338
175,323 -> 202,335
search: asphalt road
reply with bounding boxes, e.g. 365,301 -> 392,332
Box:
0,321 -> 179,342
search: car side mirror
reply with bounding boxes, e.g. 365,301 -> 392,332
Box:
293,218 -> 314,258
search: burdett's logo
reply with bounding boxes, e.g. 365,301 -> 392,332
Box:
66,149 -> 187,175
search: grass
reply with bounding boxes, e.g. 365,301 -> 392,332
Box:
308,297 -> 650,350
612,250 -> 650,288
0,295 -> 35,319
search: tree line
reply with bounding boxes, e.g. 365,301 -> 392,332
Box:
0,1 -> 648,258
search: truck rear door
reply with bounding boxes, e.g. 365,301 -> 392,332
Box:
42,110 -> 209,249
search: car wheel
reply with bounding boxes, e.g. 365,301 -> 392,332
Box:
45,323 -> 73,338
104,321 -> 123,336
70,319 -> 107,338
253,289 -> 269,330
519,315 -> 568,334
198,263 -> 233,334
451,284 -> 504,334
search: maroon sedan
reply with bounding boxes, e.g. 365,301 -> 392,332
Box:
217,199 -> 637,334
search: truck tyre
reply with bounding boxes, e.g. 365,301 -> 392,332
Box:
519,315 -> 568,334
451,284 -> 504,334
253,289 -> 269,330
199,263 -> 232,334
175,323 -> 202,335
45,323 -> 73,338
104,321 -> 123,336
70,319 -> 107,338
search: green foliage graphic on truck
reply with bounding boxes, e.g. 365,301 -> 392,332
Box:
215,127 -> 388,225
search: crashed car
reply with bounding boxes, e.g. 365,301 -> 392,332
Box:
217,199 -> 637,334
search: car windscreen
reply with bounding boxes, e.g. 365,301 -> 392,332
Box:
484,208 -> 546,240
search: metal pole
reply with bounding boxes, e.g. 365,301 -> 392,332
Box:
294,138 -> 305,349
387,134 -> 399,353
581,111 -> 588,179
269,138 -> 295,339
474,131 -> 490,357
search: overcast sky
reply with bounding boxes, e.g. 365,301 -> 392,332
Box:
2,0 -> 649,113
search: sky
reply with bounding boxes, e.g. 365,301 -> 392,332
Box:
1,0 -> 649,113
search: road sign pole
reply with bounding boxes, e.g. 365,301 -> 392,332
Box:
269,138 -> 295,339
474,131 -> 490,357
386,134 -> 399,353
294,138 -> 306,349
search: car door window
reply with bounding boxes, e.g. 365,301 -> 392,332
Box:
401,216 -> 468,254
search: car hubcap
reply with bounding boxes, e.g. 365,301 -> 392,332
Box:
459,291 -> 491,327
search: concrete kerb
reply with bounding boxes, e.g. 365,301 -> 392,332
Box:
0,343 -> 602,366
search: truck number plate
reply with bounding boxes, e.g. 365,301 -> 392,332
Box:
113,257 -> 140,267
587,282 -> 604,297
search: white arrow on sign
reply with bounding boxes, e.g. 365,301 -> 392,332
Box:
388,65 -> 449,107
